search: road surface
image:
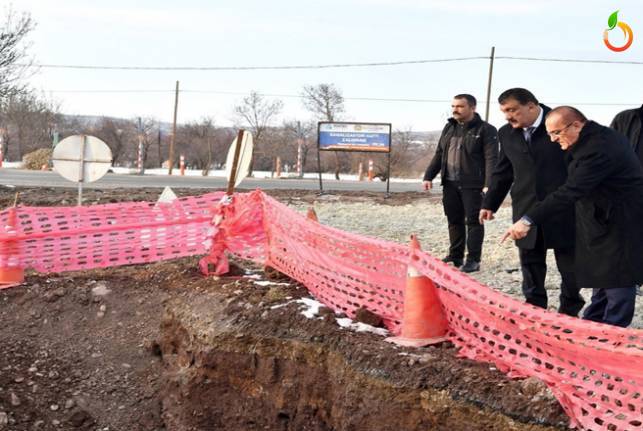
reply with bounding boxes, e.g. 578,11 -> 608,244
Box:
0,169 -> 431,193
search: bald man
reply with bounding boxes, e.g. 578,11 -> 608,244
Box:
504,106 -> 643,327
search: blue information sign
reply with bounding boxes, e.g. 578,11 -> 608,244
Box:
318,122 -> 391,152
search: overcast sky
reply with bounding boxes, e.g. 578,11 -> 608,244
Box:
10,0 -> 643,131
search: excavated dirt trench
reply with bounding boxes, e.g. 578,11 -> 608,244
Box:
158,272 -> 569,431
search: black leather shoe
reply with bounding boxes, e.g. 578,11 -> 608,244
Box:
460,260 -> 480,273
442,256 -> 463,267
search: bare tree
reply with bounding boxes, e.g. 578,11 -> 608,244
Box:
370,128 -> 417,180
0,8 -> 35,101
134,117 -> 158,171
177,118 -> 217,174
233,91 -> 283,175
282,120 -> 316,175
93,117 -> 136,166
301,83 -> 344,122
1,91 -> 56,160
301,83 -> 346,179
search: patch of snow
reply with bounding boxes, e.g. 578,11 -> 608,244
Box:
253,280 -> 292,287
336,317 -> 389,336
270,300 -> 297,310
297,297 -> 325,318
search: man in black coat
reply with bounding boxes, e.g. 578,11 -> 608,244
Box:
611,104 -> 643,166
423,94 -> 498,273
480,88 -> 584,316
611,104 -> 643,297
504,106 -> 641,327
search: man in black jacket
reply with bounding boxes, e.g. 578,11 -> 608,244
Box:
480,88 -> 584,316
504,106 -> 641,327
611,104 -> 643,297
611,104 -> 643,165
423,94 -> 498,273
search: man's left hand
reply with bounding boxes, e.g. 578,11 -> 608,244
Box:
501,220 -> 531,243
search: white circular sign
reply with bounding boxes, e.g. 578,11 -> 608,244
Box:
52,135 -> 112,183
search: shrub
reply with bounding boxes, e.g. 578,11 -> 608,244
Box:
22,148 -> 52,170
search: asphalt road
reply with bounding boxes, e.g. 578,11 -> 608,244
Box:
0,169 -> 428,193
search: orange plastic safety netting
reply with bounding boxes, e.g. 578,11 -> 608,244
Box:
0,192 -> 226,273
225,191 -> 642,431
1,189 -> 642,430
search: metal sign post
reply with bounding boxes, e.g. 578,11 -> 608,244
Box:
77,135 -> 86,205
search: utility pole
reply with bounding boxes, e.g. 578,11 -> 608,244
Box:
296,120 -> 303,178
168,80 -> 179,175
484,46 -> 496,122
157,124 -> 162,168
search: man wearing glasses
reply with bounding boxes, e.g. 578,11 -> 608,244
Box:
503,106 -> 641,327
480,88 -> 584,317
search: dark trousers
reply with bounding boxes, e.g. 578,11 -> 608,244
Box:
442,181 -> 484,262
583,287 -> 636,327
519,230 -> 585,317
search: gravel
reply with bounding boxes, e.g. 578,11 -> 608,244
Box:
292,199 -> 643,329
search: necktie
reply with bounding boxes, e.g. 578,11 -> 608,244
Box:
524,126 -> 536,144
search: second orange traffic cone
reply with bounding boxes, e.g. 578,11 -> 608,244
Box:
386,235 -> 448,347
0,206 -> 24,289
306,207 -> 318,222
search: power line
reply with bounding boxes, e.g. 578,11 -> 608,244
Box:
22,55 -> 643,71
497,56 -> 643,65
49,88 -> 452,102
45,88 -> 638,106
22,56 -> 488,71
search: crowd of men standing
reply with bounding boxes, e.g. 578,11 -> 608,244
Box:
423,89 -> 643,328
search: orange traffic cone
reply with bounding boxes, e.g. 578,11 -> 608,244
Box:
0,206 -> 24,289
386,235 -> 448,347
307,207 -> 318,222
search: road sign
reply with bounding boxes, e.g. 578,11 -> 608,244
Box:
52,135 -> 112,205
225,130 -> 253,189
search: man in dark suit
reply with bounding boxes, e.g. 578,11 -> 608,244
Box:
611,104 -> 643,297
423,94 -> 498,273
480,88 -> 584,316
504,106 -> 641,327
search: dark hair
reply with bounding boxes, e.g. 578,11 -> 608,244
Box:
453,94 -> 477,107
547,106 -> 588,122
497,88 -> 539,105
